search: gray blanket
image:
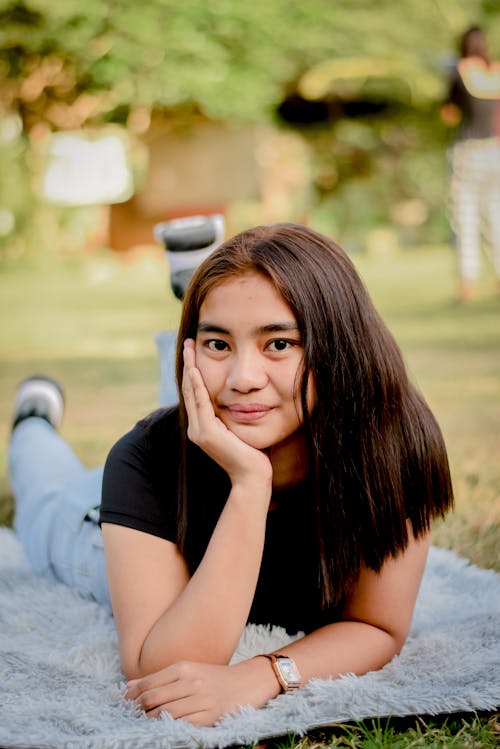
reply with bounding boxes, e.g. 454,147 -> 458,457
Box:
0,526 -> 498,749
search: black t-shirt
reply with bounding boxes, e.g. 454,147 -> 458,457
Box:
100,407 -> 341,634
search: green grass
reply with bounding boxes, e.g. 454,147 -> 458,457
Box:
0,247 -> 182,520
0,243 -> 499,746
270,712 -> 500,747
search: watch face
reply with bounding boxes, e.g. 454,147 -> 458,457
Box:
278,657 -> 301,685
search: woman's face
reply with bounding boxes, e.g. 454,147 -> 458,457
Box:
194,272 -> 315,453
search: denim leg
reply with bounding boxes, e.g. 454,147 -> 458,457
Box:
155,329 -> 179,408
9,418 -> 110,607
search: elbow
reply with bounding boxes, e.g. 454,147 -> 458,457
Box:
121,657 -> 167,681
339,618 -> 411,674
367,627 -> 406,674
121,655 -> 145,682
395,628 -> 410,654
385,623 -> 410,661
120,647 -> 168,681
363,621 -> 410,670
121,640 -> 191,681
119,632 -> 236,680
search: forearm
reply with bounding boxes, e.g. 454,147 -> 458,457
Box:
126,534 -> 427,726
136,615 -> 400,707
126,619 -> 406,725
276,619 -> 401,682
136,483 -> 270,676
230,619 -> 401,704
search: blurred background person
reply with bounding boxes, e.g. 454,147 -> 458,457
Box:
442,25 -> 500,302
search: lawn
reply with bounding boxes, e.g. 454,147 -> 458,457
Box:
0,242 -> 498,746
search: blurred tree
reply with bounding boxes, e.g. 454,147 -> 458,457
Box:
0,0 -> 498,255
0,0 -> 497,131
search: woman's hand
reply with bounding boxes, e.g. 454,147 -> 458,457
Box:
182,339 -> 272,491
125,657 -> 279,726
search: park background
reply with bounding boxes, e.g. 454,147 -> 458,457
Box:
0,1 -> 499,746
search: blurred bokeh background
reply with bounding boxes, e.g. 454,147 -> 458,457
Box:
1,0 -> 499,257
0,1 -> 499,572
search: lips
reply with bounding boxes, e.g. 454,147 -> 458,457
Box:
223,404 -> 273,422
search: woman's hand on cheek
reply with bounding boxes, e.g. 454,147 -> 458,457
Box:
125,659 -> 279,727
182,339 -> 272,491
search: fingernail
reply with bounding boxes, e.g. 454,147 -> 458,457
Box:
126,679 -> 138,688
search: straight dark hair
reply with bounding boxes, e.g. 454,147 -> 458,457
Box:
175,223 -> 453,606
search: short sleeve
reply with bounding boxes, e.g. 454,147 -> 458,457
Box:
99,410 -> 179,542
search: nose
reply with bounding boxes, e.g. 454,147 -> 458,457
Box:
226,350 -> 268,393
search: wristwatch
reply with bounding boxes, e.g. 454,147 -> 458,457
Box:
263,653 -> 302,692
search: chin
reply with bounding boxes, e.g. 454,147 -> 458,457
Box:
231,424 -> 299,453
232,430 -> 274,451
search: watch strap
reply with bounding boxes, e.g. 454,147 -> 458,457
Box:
262,653 -> 302,692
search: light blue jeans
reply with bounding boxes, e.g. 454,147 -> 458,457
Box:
10,418 -> 111,606
9,330 -> 178,608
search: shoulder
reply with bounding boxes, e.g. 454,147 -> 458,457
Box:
107,406 -> 181,466
103,407 -> 182,494
100,407 -> 182,540
136,405 -> 181,443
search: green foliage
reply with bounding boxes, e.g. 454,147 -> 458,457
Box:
1,0 -> 498,126
0,0 -> 336,123
0,0 -> 499,256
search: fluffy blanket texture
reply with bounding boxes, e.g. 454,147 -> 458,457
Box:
0,526 -> 499,749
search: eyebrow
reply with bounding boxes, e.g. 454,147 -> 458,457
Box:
197,321 -> 300,335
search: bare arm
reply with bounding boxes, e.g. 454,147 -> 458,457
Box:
102,492 -> 269,678
273,527 -> 430,681
126,529 -> 430,726
104,338 -> 430,725
103,340 -> 273,678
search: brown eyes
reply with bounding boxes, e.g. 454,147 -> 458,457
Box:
267,339 -> 294,352
206,340 -> 229,351
204,339 -> 299,353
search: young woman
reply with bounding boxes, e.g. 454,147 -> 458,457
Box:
441,26 -> 500,301
9,223 -> 453,727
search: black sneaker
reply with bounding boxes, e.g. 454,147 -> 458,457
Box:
12,375 -> 65,431
154,214 -> 225,300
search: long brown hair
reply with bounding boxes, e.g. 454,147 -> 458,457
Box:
175,223 -> 453,606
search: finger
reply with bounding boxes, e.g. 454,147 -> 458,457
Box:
125,669 -> 177,701
181,340 -> 196,388
148,706 -> 214,726
146,694 -> 212,723
136,681 -> 201,714
189,366 -> 214,411
183,338 -> 196,365
125,681 -> 145,701
187,369 -> 229,449
182,349 -> 220,441
179,710 -> 217,727
182,343 -> 201,434
183,339 -> 210,400
181,366 -> 197,419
